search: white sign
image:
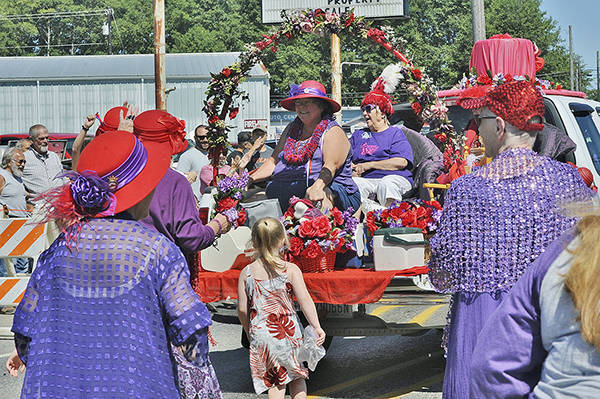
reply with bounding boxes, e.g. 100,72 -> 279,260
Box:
262,0 -> 407,24
244,119 -> 268,130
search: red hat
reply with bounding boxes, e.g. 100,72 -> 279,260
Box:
458,80 -> 545,132
133,110 -> 188,155
96,106 -> 128,135
77,130 -> 170,214
280,80 -> 341,113
361,80 -> 394,116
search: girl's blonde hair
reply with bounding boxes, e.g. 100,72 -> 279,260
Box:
251,217 -> 289,278
565,211 -> 600,351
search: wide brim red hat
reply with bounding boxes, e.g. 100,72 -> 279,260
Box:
77,130 -> 170,214
280,80 -> 341,113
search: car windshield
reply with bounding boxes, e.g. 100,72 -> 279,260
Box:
570,102 -> 600,174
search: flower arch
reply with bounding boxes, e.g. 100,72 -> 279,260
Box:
202,8 -> 461,170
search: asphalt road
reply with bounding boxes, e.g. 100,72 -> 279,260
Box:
0,308 -> 444,399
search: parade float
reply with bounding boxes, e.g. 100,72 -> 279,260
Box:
191,9 -> 599,340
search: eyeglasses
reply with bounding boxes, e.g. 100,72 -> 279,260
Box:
13,159 -> 26,165
196,135 -> 209,142
474,115 -> 496,126
361,104 -> 378,113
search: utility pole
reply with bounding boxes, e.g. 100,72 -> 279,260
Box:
575,67 -> 580,92
471,0 -> 486,42
47,25 -> 50,56
153,0 -> 166,110
331,33 -> 342,122
106,8 -> 112,55
597,51 -> 599,101
569,25 -> 574,90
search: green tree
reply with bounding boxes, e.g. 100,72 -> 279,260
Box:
0,0 -> 594,97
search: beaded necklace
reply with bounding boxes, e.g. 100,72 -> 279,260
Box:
282,117 -> 329,165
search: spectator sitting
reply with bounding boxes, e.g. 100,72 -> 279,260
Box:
177,125 -> 210,199
22,124 -> 64,196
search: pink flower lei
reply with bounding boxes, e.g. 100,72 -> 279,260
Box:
282,117 -> 329,165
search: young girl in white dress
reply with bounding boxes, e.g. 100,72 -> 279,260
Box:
237,217 -> 326,399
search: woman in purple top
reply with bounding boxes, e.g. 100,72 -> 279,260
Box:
428,81 -> 594,398
6,131 -> 222,398
249,80 -> 360,213
350,79 -> 413,209
470,215 -> 600,398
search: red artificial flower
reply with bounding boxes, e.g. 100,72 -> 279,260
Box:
365,212 -> 378,234
329,228 -> 340,240
298,219 -> 318,238
504,74 -> 513,82
216,197 -> 238,212
476,74 -> 493,85
221,67 -> 231,77
208,115 -> 220,125
229,107 -> 239,119
284,32 -> 292,39
302,240 -> 322,258
425,200 -> 442,210
289,236 -> 304,256
411,68 -> 423,80
314,8 -> 325,20
411,102 -> 422,115
237,208 -> 247,226
389,206 -> 404,221
434,133 -> 448,143
345,13 -> 355,27
330,208 -> 343,226
312,215 -> 332,238
398,202 -> 412,211
556,84 -> 563,90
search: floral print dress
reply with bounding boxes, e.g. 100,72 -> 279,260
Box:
245,265 -> 309,394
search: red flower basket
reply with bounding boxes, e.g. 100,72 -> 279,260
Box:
290,251 -> 336,273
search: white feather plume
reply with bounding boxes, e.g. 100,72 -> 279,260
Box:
371,63 -> 403,94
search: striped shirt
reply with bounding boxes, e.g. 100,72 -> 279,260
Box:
22,148 -> 64,195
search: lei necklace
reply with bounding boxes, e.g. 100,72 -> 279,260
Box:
282,117 -> 330,165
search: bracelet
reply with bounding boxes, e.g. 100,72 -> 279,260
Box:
81,125 -> 90,131
213,218 -> 222,236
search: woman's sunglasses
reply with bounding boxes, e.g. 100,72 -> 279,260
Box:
474,115 -> 496,126
361,104 -> 378,113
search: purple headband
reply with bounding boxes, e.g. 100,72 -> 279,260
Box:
289,83 -> 326,98
101,137 -> 148,191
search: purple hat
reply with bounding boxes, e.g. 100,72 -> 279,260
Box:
280,80 -> 341,113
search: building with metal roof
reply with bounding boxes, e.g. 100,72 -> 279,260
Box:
0,53 -> 269,142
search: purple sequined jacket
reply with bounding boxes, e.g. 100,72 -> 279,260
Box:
428,148 -> 593,294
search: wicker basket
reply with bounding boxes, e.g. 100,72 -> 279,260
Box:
291,251 -> 336,273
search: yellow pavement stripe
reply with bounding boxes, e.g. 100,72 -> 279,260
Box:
369,304 -> 404,317
307,351 -> 442,399
408,304 -> 446,326
371,372 -> 445,399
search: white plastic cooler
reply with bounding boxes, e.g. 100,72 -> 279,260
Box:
372,227 -> 427,271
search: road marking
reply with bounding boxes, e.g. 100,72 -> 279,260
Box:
408,304 -> 446,326
307,351 -> 442,398
0,351 -> 15,358
369,305 -> 404,317
371,372 -> 445,399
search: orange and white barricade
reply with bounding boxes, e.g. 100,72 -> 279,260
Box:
0,218 -> 48,306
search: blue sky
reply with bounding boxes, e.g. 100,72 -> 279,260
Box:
539,0 -> 598,88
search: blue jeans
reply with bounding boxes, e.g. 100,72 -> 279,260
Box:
266,179 -> 361,213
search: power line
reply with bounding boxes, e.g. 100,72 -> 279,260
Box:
0,10 -> 106,21
0,42 -> 105,50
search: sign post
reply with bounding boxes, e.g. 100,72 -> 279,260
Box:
331,33 -> 342,120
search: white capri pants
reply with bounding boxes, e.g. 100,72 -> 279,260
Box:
353,175 -> 412,206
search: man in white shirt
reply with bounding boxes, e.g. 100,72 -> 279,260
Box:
177,125 -> 210,199
22,124 -> 64,196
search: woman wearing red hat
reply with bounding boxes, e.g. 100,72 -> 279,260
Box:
249,80 -> 360,212
6,131 -> 222,398
350,73 -> 414,211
